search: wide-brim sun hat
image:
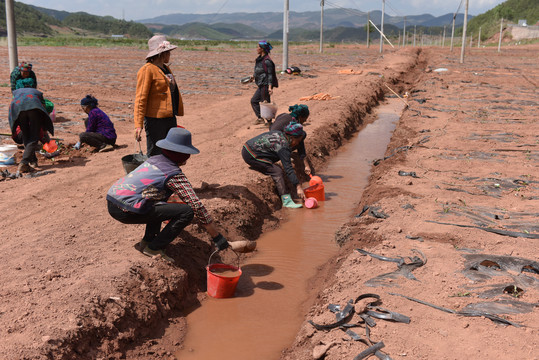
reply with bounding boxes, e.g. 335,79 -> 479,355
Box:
146,35 -> 178,59
156,128 -> 200,154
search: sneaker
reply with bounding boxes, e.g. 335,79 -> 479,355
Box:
29,161 -> 38,168
98,144 -> 114,153
142,246 -> 174,263
254,117 -> 265,125
17,163 -> 36,173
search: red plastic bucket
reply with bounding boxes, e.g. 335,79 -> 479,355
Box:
304,183 -> 325,201
206,250 -> 242,298
309,174 -> 323,186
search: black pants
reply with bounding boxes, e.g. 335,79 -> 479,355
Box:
79,132 -> 115,149
144,117 -> 177,156
107,201 -> 194,250
250,85 -> 270,118
17,109 -> 44,165
242,146 -> 287,196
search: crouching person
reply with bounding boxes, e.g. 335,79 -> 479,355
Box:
242,122 -> 306,208
106,127 -> 229,262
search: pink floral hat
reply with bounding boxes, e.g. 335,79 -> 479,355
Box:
146,35 -> 177,59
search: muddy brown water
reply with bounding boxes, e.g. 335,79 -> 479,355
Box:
176,100 -> 404,359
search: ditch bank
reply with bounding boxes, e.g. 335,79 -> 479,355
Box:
281,45 -> 539,360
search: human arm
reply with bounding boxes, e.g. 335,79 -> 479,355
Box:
265,59 -> 275,94
277,146 -> 301,189
85,109 -> 98,133
134,65 -> 151,139
10,68 -> 20,92
166,174 -> 229,249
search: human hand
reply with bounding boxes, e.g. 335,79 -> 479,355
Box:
296,185 -> 305,200
268,88 -> 273,95
135,127 -> 143,142
304,165 -> 312,175
212,233 -> 230,251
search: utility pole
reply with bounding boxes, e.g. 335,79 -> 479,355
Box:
367,12 -> 370,48
403,16 -> 406,47
460,0 -> 469,64
498,18 -> 503,52
478,27 -> 481,47
379,0 -> 385,53
6,0 -> 18,71
413,25 -> 416,47
283,0 -> 289,71
398,32 -> 401,47
442,26 -> 446,47
319,0 -> 324,53
450,14 -> 456,52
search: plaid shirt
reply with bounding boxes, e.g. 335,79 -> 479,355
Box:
166,172 -> 213,225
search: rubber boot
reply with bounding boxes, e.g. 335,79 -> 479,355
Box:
281,194 -> 303,208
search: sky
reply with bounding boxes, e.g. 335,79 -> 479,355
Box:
18,0 -> 507,21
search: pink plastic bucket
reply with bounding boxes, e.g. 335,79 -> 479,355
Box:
305,197 -> 318,209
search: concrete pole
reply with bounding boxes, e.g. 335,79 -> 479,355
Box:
413,25 -> 416,47
450,15 -> 456,52
478,27 -> 481,47
403,16 -> 406,47
379,0 -> 385,53
6,0 -> 18,71
398,32 -> 401,47
459,0 -> 469,64
283,0 -> 289,71
498,18 -> 503,52
367,12 -> 370,48
319,0 -> 324,53
442,26 -> 446,47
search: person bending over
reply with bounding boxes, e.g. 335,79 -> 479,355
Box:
242,122 -> 306,208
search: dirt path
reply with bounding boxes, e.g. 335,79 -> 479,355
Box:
0,43 -> 537,359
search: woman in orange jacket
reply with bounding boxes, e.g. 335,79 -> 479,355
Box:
134,35 -> 184,156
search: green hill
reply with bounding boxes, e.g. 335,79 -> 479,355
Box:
467,0 -> 539,41
0,0 -> 152,39
145,22 -> 264,40
62,12 -> 152,38
0,0 -> 59,35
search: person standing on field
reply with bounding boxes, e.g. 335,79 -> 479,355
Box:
134,35 -> 184,156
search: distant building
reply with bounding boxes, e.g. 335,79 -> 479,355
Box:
518,19 -> 528,27
111,35 -> 124,39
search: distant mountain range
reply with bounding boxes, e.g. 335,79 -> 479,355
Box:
0,1 -> 473,42
139,9 -> 471,33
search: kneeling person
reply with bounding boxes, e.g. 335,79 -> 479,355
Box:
106,128 -> 229,262
77,95 -> 117,152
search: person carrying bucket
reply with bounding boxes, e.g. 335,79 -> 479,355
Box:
106,127 -> 230,262
134,35 -> 183,157
250,40 -> 278,126
242,122 -> 306,208
270,104 -> 312,176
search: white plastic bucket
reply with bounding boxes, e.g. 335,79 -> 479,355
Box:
0,144 -> 18,167
260,102 -> 278,119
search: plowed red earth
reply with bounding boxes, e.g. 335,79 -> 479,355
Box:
0,43 -> 537,359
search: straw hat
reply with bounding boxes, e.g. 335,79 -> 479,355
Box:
146,35 -> 177,59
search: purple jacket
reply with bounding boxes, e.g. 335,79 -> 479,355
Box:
86,107 -> 117,140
